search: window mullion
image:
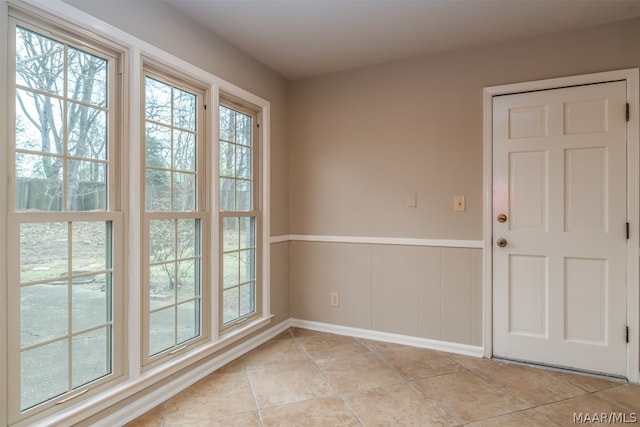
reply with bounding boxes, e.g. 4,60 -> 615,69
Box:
66,221 -> 73,393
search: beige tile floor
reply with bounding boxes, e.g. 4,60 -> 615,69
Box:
127,328 -> 640,426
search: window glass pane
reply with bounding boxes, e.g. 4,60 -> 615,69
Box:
150,219 -> 176,263
236,180 -> 252,211
72,327 -> 111,388
219,106 -> 234,141
67,104 -> 107,160
236,113 -> 252,146
145,77 -> 171,125
219,178 -> 235,212
21,283 -> 68,348
150,307 -> 175,356
177,260 -> 199,302
223,252 -> 238,289
21,340 -> 68,411
145,123 -> 171,169
145,169 -> 171,211
219,141 -> 235,177
177,219 -> 198,259
15,89 -> 64,154
177,301 -> 199,344
240,282 -> 255,317
222,287 -> 239,325
72,221 -> 108,272
15,27 -> 110,215
20,222 -> 68,283
239,217 -> 255,250
239,249 -> 255,283
174,130 -> 196,171
236,145 -> 252,179
149,263 -> 176,310
223,217 -> 239,252
173,88 -> 196,131
67,47 -> 108,108
15,27 -> 64,96
172,172 -> 195,211
67,160 -> 106,211
72,273 -> 110,332
16,153 -> 63,211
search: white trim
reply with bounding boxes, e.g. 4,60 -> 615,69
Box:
483,69 -> 640,383
269,234 -> 290,244
210,85 -> 221,343
625,71 -> 640,384
0,0 -> 9,422
128,45 -> 143,382
271,234 -> 483,248
290,319 -> 484,358
261,106 -> 272,323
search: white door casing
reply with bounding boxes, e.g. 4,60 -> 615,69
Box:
492,81 -> 628,377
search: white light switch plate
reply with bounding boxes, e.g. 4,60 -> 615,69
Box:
406,193 -> 417,208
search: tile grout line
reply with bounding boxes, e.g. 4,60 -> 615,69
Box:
290,328 -> 378,427
128,328 -> 640,426
239,355 -> 266,427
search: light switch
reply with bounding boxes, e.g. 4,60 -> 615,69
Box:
454,196 -> 466,212
406,193 -> 417,208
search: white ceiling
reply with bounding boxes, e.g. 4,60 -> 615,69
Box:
166,0 -> 640,80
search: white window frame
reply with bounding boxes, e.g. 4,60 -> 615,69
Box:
4,5 -> 127,425
141,60 -> 211,368
1,0 -> 273,425
218,98 -> 263,331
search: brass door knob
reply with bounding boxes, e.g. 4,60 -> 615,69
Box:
497,214 -> 507,223
496,238 -> 507,247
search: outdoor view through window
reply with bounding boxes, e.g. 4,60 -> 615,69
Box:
14,25 -> 115,411
219,105 -> 257,325
144,75 -> 202,358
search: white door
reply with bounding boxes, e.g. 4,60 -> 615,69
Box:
493,81 -> 628,377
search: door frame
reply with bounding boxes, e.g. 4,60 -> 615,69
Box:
482,69 -> 640,382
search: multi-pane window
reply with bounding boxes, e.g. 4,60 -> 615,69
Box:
9,20 -> 123,415
143,70 -> 207,362
14,26 -> 109,211
219,104 -> 260,327
4,6 -> 269,424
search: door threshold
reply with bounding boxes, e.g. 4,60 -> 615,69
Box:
492,356 -> 628,383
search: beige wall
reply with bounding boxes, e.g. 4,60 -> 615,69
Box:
63,0 -> 291,323
289,18 -> 640,240
288,18 -> 640,345
57,2 -> 640,350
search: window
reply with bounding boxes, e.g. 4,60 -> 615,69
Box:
142,65 -> 209,365
219,103 -> 261,328
7,14 -> 124,420
2,4 -> 270,425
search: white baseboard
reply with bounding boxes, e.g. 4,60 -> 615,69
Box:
84,318 -> 485,426
289,319 -> 484,358
94,319 -> 292,427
